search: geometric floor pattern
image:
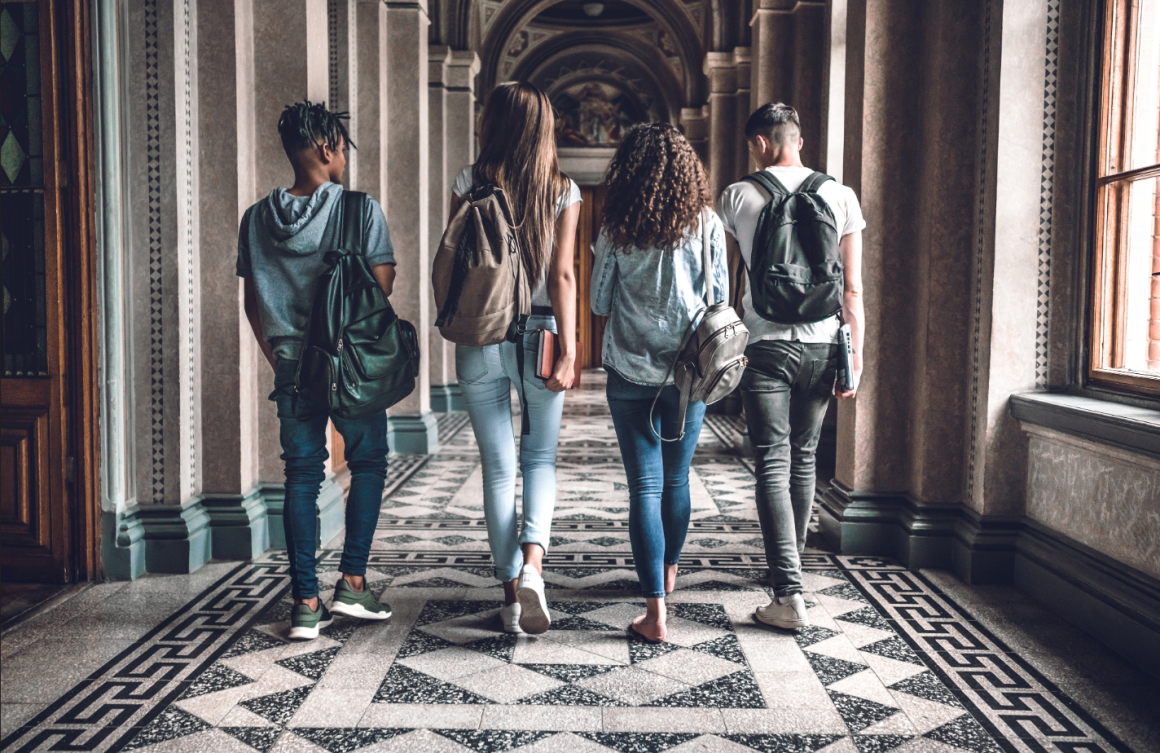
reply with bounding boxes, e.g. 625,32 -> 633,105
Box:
0,371 -> 1138,752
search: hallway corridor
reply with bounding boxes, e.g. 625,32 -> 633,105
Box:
1,372 -> 1156,753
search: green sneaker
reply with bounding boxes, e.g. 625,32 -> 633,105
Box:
330,578 -> 392,621
289,601 -> 333,640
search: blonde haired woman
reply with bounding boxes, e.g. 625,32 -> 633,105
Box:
448,82 -> 581,635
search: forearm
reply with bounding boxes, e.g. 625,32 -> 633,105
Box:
547,271 -> 578,356
842,292 -> 864,360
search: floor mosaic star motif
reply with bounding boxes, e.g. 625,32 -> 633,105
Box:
0,371 -> 1139,753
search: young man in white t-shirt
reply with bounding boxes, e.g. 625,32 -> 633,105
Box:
719,103 -> 866,629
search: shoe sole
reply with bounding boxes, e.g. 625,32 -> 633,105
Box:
289,618 -> 333,640
753,610 -> 808,630
330,601 -> 391,620
517,585 -> 550,635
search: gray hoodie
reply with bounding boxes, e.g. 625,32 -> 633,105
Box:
237,182 -> 394,361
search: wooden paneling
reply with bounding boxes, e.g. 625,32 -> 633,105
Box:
0,405 -> 50,548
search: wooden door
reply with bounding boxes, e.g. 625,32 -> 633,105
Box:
1,0 -> 96,583
574,186 -> 607,369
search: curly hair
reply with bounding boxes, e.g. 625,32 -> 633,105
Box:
601,123 -> 712,252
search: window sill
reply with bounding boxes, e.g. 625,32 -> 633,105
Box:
1010,392 -> 1160,459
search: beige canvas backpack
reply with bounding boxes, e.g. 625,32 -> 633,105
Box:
432,184 -> 531,347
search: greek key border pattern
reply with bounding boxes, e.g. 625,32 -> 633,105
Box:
1034,0 -> 1061,388
846,568 -> 1133,753
144,0 -> 164,504
0,563 -> 290,753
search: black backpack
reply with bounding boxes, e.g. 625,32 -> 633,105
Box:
742,171 -> 843,324
294,191 -> 420,419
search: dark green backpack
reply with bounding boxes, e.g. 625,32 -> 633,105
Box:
743,171 -> 843,324
294,191 -> 419,419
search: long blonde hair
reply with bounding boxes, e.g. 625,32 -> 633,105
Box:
474,82 -> 567,284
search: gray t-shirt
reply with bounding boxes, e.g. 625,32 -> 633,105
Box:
237,182 -> 395,361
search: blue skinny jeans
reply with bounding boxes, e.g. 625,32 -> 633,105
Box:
272,360 -> 388,600
456,315 -> 565,583
605,367 -> 706,599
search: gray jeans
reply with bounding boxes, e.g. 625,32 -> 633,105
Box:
741,340 -> 838,597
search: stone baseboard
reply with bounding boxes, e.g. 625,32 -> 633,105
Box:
388,412 -> 439,454
430,383 -> 465,412
202,488 -> 270,560
101,507 -> 146,580
135,503 -> 213,574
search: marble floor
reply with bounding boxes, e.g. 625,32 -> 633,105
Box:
2,371 -> 1158,753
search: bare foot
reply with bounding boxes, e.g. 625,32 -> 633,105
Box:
630,613 -> 666,643
664,564 -> 678,594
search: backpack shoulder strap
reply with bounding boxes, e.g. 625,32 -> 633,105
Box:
342,190 -> 367,253
799,172 -> 834,194
742,171 -> 789,200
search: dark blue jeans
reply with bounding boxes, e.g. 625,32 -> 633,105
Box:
740,340 -> 838,597
606,368 -> 706,599
272,360 -> 389,599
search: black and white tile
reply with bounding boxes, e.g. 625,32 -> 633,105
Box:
0,371 -> 1142,752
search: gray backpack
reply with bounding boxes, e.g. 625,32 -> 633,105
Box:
652,210 -> 750,441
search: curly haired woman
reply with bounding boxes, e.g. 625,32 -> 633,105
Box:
591,123 -> 729,643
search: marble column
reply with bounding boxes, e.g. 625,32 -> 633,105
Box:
355,0 -> 388,205
734,47 -> 753,177
704,52 -> 739,202
750,0 -> 795,113
196,0 -> 268,561
328,0 -> 359,187
428,46 -> 453,411
384,0 -> 438,453
822,0 -> 992,572
682,107 -> 710,165
250,0 -> 344,546
121,0 -> 212,574
429,49 -> 479,411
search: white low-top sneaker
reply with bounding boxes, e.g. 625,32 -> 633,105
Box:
500,602 -> 523,634
516,564 -> 551,634
754,593 -> 810,629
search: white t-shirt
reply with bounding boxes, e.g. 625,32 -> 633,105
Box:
718,166 -> 866,344
452,165 -> 582,308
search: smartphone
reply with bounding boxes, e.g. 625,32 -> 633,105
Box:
837,324 -> 858,393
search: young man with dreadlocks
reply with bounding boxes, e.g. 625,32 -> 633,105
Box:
238,101 -> 396,640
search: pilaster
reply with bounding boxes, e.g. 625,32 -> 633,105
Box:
681,107 -> 709,165
704,52 -> 739,200
428,46 -> 453,406
384,0 -> 438,452
734,47 -> 753,177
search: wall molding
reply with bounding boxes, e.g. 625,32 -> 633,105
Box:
388,412 -> 440,454
201,488 -> 270,560
135,502 -> 213,574
430,383 -> 465,412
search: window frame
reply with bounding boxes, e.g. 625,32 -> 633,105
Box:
1088,0 -> 1160,397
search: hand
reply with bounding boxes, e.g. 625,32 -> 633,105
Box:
835,352 -> 861,399
546,352 -> 575,392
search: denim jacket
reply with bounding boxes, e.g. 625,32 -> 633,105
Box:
591,211 -> 730,386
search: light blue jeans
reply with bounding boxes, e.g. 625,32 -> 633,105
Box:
456,315 -> 564,583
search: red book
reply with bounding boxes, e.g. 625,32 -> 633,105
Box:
534,329 -> 582,388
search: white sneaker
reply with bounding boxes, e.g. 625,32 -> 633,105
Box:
755,593 -> 810,629
516,564 -> 551,634
500,603 -> 523,634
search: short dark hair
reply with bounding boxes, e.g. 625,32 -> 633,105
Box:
277,101 -> 356,155
744,103 -> 801,145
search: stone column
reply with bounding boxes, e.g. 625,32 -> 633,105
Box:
790,1 -> 827,167
429,49 -> 480,412
121,0 -> 212,574
704,52 -> 739,202
355,0 -> 388,204
196,0 -> 269,561
251,0 -> 344,546
750,0 -> 795,113
428,46 -> 453,410
734,47 -> 753,177
681,107 -> 710,165
821,0 -> 993,573
384,0 -> 438,453
328,0 -> 359,186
